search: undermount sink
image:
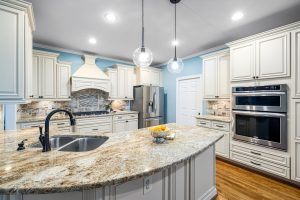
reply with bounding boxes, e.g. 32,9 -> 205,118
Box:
30,135 -> 108,152
30,136 -> 76,149
58,137 -> 108,152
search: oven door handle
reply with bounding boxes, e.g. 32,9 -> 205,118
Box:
232,92 -> 285,96
232,110 -> 286,117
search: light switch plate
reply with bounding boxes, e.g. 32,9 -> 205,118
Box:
143,176 -> 152,194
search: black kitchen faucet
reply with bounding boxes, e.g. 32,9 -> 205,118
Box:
39,109 -> 76,152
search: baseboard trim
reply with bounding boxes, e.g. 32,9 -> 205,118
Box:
199,186 -> 217,200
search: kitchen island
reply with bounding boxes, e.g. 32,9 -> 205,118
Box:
0,123 -> 223,200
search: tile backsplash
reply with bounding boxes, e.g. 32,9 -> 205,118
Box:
17,89 -> 130,119
204,100 -> 231,117
0,105 -> 3,131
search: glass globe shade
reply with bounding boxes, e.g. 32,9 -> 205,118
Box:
132,47 -> 153,67
167,57 -> 184,73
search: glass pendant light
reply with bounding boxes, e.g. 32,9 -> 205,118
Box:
132,0 -> 153,67
167,0 -> 184,74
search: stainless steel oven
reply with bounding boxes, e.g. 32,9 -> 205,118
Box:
232,84 -> 288,151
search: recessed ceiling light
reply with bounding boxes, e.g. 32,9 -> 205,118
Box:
104,12 -> 117,23
88,37 -> 97,45
231,11 -> 244,21
172,40 -> 179,46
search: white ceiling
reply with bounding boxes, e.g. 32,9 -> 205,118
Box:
28,0 -> 300,65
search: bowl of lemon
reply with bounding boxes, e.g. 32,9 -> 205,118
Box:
148,125 -> 170,143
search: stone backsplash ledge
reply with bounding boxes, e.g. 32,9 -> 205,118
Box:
17,89 -> 130,119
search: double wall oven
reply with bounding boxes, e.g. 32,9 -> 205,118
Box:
232,85 -> 288,151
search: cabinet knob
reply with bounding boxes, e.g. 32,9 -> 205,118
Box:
126,120 -> 128,123
29,95 -> 34,98
256,76 -> 259,79
252,76 -> 256,79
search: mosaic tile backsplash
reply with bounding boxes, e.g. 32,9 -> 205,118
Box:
17,89 -> 130,119
204,100 -> 231,117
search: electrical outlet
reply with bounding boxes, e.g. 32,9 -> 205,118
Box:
143,176 -> 152,194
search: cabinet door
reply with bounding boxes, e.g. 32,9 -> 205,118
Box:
151,70 -> 161,86
125,68 -> 134,99
41,57 -> 57,99
117,67 -> 126,98
230,42 -> 255,81
32,55 -> 40,98
256,32 -> 290,79
113,121 -> 127,133
24,16 -> 33,99
215,132 -> 229,158
108,70 -> 118,99
140,68 -> 151,85
57,64 -> 71,99
203,57 -> 217,99
0,6 -> 25,100
217,54 -> 230,98
292,28 -> 300,98
126,119 -> 138,131
292,100 -> 300,182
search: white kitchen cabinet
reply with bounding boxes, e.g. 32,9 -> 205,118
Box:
196,118 -> 230,158
230,42 -> 255,81
228,30 -> 291,82
32,50 -> 61,100
292,28 -> 300,98
106,65 -> 135,100
113,114 -> 138,133
0,1 -> 35,103
256,32 -> 290,79
57,61 -> 71,99
291,100 -> 300,182
202,50 -> 230,99
135,67 -> 163,86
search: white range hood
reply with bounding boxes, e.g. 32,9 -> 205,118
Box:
72,55 -> 111,93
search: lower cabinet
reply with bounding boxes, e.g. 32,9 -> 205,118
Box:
230,141 -> 290,179
76,116 -> 112,134
291,99 -> 300,182
113,114 -> 138,133
196,118 -> 230,158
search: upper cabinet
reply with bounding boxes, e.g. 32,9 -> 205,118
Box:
228,31 -> 291,82
57,61 -> 71,99
0,0 -> 35,103
135,67 -> 163,87
202,50 -> 230,99
32,50 -> 71,101
292,28 -> 300,98
106,65 -> 135,100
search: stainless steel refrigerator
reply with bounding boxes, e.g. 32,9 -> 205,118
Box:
132,85 -> 164,128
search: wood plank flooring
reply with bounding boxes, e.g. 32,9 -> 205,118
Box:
215,159 -> 300,200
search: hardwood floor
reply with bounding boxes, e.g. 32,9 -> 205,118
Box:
215,159 -> 300,200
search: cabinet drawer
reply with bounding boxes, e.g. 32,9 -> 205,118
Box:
76,116 -> 112,125
77,123 -> 112,133
20,122 -> 43,129
113,114 -> 138,121
231,142 -> 290,167
197,119 -> 211,128
211,121 -> 229,132
231,151 -> 290,179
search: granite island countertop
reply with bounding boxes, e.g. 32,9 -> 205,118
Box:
0,123 -> 223,194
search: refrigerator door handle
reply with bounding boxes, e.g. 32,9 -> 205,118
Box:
153,91 -> 156,113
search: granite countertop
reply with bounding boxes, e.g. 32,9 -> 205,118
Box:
17,111 -> 139,123
0,123 -> 223,194
195,115 -> 231,123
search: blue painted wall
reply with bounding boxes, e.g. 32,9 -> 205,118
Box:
162,56 -> 203,123
33,47 -> 131,74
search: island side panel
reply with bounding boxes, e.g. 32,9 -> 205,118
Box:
14,145 -> 217,200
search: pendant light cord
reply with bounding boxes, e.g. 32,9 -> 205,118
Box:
174,3 -> 177,59
142,0 -> 145,48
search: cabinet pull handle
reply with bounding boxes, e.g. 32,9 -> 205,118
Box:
29,95 -> 34,98
250,161 -> 261,166
31,125 -> 39,128
126,120 -> 128,122
216,125 -> 224,128
57,123 -> 66,126
92,129 -> 98,131
250,151 -> 261,156
200,122 -> 207,125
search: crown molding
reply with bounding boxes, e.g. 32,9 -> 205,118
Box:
33,43 -> 134,65
227,20 -> 300,46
